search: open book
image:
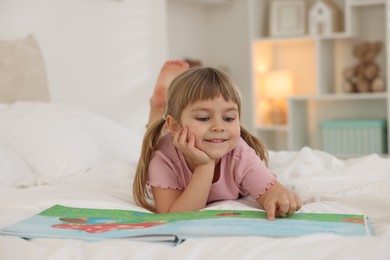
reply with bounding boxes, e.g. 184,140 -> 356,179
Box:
0,205 -> 372,245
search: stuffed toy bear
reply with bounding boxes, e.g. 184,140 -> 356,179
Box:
343,41 -> 385,93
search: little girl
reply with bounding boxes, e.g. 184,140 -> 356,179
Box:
133,65 -> 301,220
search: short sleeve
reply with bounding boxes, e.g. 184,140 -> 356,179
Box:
147,150 -> 183,190
233,140 -> 277,199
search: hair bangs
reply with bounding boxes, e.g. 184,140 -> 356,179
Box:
166,67 -> 242,119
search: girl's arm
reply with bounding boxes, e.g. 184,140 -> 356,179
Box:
256,182 -> 302,220
152,162 -> 215,213
152,127 -> 216,213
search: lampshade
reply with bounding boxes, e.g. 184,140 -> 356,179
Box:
263,70 -> 293,99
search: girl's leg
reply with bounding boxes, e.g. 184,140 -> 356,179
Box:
148,60 -> 189,126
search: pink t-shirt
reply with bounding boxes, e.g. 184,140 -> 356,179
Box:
147,134 -> 277,204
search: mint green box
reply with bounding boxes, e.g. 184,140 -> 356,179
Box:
321,119 -> 388,156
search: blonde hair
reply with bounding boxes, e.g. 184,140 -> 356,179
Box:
133,67 -> 269,212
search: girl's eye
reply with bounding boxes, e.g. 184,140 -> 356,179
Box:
224,117 -> 235,122
196,117 -> 209,122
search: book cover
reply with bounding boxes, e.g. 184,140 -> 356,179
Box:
0,205 -> 372,245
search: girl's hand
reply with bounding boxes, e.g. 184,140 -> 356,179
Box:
263,191 -> 301,220
257,182 -> 302,220
173,127 -> 213,166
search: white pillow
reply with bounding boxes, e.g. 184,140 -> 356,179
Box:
0,143 -> 35,188
0,102 -> 142,184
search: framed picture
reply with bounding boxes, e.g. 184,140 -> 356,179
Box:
270,0 -> 306,36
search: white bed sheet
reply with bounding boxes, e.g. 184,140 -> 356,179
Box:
1,102 -> 390,260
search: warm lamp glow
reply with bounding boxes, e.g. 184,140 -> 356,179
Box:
264,70 -> 293,99
256,63 -> 267,74
262,70 -> 294,125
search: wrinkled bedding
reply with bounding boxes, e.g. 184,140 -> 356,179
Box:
0,102 -> 389,260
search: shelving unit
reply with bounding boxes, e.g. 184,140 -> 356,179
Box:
167,0 -> 389,156
249,0 -> 389,156
171,0 -> 232,7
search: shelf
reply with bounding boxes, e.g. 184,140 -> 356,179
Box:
249,0 -> 389,154
171,0 -> 232,7
256,125 -> 288,132
349,0 -> 386,7
256,36 -> 314,43
289,92 -> 388,101
256,32 -> 354,42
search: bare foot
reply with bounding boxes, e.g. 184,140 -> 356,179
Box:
151,60 -> 190,108
147,60 -> 189,127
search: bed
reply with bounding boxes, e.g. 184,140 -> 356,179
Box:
1,36 -> 390,260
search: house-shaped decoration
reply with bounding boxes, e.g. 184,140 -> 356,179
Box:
308,0 -> 340,35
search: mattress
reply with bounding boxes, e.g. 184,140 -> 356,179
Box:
0,102 -> 389,259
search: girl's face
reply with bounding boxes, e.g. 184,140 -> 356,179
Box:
178,95 -> 241,160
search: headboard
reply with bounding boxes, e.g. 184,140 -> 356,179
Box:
0,34 -> 50,103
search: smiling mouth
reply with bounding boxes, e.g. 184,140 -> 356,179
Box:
205,139 -> 227,143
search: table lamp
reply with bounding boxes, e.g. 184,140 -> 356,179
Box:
263,70 -> 293,124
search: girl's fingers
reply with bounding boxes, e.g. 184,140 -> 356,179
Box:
172,127 -> 211,165
188,134 -> 195,148
287,202 -> 297,216
266,192 -> 302,219
294,193 -> 302,210
179,127 -> 188,145
173,128 -> 182,146
285,192 -> 298,216
277,199 -> 290,217
284,192 -> 301,216
265,202 -> 276,220
173,128 -> 186,148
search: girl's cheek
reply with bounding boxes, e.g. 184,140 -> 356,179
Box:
188,123 -> 202,132
187,126 -> 200,138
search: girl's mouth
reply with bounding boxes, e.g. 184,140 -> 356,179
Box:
205,139 -> 226,143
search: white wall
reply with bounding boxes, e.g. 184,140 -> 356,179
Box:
167,0 -> 254,130
167,1 -> 206,61
0,0 -> 168,135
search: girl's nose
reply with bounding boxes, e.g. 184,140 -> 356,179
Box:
211,123 -> 225,132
